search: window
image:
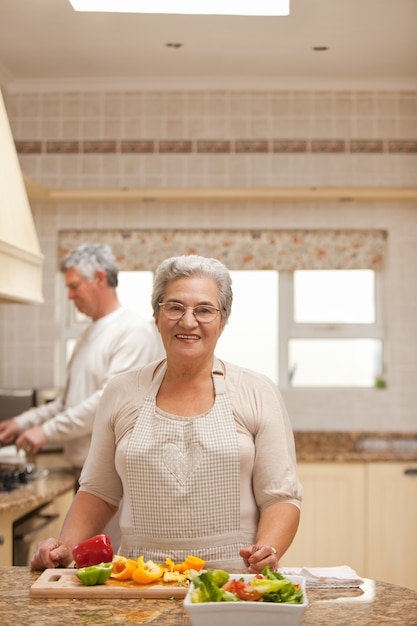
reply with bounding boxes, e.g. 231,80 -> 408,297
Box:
294,270 -> 375,324
281,269 -> 383,388
61,268 -> 383,388
216,271 -> 278,381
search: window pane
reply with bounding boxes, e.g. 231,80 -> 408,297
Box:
216,271 -> 278,383
294,270 -> 375,323
289,339 -> 383,387
117,271 -> 154,321
72,271 -> 154,323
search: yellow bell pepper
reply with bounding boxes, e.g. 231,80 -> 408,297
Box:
111,556 -> 138,580
183,555 -> 206,572
131,557 -> 163,584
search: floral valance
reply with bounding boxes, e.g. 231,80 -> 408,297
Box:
58,229 -> 386,271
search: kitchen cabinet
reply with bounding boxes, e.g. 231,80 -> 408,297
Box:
0,484 -> 74,567
280,463 -> 366,574
366,462 -> 417,591
279,461 -> 417,592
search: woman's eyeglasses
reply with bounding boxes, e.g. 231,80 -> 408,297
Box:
159,301 -> 221,323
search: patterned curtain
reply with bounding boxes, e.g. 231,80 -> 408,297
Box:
58,229 -> 386,271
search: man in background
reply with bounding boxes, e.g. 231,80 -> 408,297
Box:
0,241 -> 162,471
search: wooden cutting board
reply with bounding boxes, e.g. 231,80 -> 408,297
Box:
30,568 -> 189,599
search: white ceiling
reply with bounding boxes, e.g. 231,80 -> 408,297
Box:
0,0 -> 416,92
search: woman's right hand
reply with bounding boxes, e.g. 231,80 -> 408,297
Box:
30,537 -> 73,570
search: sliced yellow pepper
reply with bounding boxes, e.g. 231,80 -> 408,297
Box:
183,555 -> 206,572
109,554 -> 205,583
111,556 -> 138,580
132,557 -> 163,584
164,557 -> 185,572
164,555 -> 206,573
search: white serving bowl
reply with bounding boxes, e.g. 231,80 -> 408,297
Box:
183,573 -> 308,626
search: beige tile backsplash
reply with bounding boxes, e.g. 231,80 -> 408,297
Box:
1,88 -> 416,432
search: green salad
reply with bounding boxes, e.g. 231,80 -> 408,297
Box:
190,567 -> 304,604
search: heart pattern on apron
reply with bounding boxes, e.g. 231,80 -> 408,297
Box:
162,442 -> 203,485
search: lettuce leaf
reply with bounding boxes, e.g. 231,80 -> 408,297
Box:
190,567 -> 303,604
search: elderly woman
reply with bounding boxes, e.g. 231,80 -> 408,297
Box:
31,255 -> 303,573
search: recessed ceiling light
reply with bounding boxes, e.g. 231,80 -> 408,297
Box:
68,0 -> 290,16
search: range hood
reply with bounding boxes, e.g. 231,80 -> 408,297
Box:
0,89 -> 44,304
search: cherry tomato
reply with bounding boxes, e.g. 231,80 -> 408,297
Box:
222,578 -> 263,601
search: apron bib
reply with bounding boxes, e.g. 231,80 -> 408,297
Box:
124,358 -> 246,568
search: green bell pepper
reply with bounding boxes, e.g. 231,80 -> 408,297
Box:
76,561 -> 114,586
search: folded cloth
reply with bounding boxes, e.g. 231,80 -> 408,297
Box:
279,565 -> 364,588
0,445 -> 26,464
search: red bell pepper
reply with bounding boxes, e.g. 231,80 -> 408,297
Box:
72,534 -> 114,568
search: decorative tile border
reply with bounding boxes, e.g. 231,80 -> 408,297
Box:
46,140 -> 80,153
15,138 -> 417,155
312,140 -> 346,153
235,140 -> 269,153
158,140 -> 192,153
14,141 -> 42,154
121,140 -> 155,153
388,140 -> 417,153
197,140 -> 231,153
82,140 -> 117,153
273,140 -> 307,153
350,140 -> 384,153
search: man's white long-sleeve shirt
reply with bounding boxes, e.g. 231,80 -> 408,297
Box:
14,308 -> 163,468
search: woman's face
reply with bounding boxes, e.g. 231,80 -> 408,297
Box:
156,275 -> 225,363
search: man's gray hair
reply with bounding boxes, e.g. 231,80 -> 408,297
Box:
152,254 -> 233,323
60,243 -> 119,287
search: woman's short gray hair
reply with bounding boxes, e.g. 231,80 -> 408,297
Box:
60,243 -> 119,287
152,255 -> 233,323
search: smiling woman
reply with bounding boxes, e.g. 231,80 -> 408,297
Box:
31,253 -> 302,575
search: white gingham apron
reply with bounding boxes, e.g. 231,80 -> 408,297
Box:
123,358 -> 246,569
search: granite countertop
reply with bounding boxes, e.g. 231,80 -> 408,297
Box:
294,431 -> 417,462
0,471 -> 75,515
0,452 -> 75,515
1,567 -> 417,626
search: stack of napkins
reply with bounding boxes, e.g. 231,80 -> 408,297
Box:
280,566 -> 364,588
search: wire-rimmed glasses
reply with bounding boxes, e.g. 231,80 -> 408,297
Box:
159,301 -> 221,323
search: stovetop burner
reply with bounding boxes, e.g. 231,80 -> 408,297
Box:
0,464 -> 48,493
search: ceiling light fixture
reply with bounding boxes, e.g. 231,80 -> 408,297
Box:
68,0 -> 290,16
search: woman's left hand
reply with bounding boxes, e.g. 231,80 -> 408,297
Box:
240,544 -> 278,573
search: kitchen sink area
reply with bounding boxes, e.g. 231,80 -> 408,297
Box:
356,437 -> 417,453
293,431 -> 417,463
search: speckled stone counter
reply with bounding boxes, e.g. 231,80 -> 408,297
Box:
0,470 -> 75,516
1,567 -> 416,626
294,431 -> 417,462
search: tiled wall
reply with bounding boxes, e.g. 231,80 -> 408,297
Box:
1,89 -> 417,432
